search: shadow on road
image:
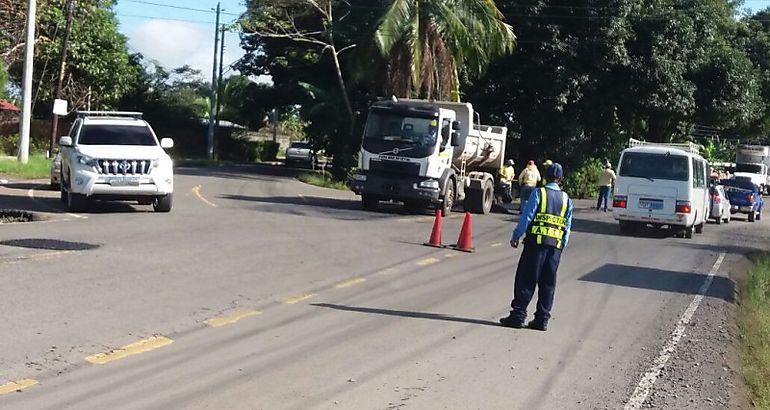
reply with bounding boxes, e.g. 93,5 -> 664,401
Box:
175,164 -> 303,181
311,303 -> 501,327
579,263 -> 735,302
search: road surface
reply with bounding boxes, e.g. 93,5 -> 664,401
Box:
0,164 -> 760,409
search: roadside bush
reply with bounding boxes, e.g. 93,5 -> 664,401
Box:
259,141 -> 279,161
562,158 -> 604,199
0,134 -> 49,156
217,135 -> 281,163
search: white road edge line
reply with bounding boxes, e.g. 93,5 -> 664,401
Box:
624,252 -> 726,410
28,185 -> 86,219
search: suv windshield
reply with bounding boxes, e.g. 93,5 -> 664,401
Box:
619,152 -> 689,181
365,113 -> 438,148
78,124 -> 157,146
735,163 -> 764,174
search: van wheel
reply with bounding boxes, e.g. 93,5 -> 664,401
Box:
715,215 -> 722,225
684,225 -> 694,239
749,211 -> 756,222
695,222 -> 703,234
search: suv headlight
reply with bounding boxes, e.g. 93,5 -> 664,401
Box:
77,154 -> 97,167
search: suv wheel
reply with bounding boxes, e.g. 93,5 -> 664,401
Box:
154,194 -> 173,212
67,190 -> 87,212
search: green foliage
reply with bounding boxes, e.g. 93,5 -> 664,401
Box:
10,0 -> 138,112
738,254 -> 770,410
297,172 -> 349,190
0,60 -> 8,99
701,139 -> 737,163
562,159 -> 605,199
0,134 -> 50,156
216,136 -> 280,163
0,155 -> 52,179
372,0 -> 515,100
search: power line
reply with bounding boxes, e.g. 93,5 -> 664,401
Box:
116,13 -> 241,25
120,0 -> 242,17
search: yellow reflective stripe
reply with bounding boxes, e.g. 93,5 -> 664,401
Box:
537,235 -> 543,245
533,213 -> 567,227
530,225 -> 565,240
539,188 -> 547,213
560,192 -> 568,217
557,240 -> 562,248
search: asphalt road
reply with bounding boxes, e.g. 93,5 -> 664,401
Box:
0,164 -> 764,409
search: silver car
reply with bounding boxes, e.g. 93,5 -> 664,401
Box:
285,142 -> 315,168
50,151 -> 61,190
709,185 -> 731,224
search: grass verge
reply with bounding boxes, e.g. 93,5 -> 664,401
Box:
297,173 -> 349,190
738,254 -> 770,409
0,155 -> 51,179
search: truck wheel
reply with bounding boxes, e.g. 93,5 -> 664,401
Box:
481,179 -> 494,214
153,194 -> 173,212
749,211 -> 756,222
362,195 -> 379,211
440,179 -> 456,217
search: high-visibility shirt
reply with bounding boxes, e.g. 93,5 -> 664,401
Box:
525,187 -> 570,249
500,166 -> 515,184
518,165 -> 541,187
598,168 -> 617,186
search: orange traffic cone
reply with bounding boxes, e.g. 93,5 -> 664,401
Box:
452,212 -> 475,253
423,209 -> 444,248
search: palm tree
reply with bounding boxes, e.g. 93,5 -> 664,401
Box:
374,0 -> 515,101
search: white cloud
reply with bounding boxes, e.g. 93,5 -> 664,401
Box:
127,19 -> 243,81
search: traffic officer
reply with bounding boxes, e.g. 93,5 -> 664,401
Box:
500,162 -> 574,331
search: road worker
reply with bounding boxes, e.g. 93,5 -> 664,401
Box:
597,161 -> 616,212
518,160 -> 541,212
499,159 -> 516,202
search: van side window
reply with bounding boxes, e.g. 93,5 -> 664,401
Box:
692,159 -> 705,188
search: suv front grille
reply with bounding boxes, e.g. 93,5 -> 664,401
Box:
96,159 -> 153,175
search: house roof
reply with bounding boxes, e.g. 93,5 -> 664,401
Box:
0,99 -> 20,112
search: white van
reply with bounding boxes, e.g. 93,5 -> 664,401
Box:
612,143 -> 710,238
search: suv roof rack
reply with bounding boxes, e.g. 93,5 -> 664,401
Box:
76,111 -> 143,119
628,137 -> 702,155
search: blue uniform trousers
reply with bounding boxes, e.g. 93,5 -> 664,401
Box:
510,244 -> 562,323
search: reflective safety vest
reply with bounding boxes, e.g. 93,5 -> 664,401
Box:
525,187 -> 570,249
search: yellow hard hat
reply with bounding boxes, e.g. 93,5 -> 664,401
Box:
542,159 -> 553,166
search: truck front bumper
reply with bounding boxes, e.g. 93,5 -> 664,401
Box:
351,172 -> 441,203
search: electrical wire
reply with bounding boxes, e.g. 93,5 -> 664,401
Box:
120,0 -> 242,17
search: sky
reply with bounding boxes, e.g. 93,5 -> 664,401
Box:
114,0 -> 247,81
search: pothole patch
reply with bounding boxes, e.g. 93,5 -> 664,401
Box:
0,209 -> 36,223
0,239 -> 100,251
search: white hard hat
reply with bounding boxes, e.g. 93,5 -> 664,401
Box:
507,159 -> 515,166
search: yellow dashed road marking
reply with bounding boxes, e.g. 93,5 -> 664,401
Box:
379,268 -> 397,275
444,253 -> 457,258
192,185 -> 218,208
0,379 -> 38,395
205,310 -> 261,328
490,242 -> 503,248
335,278 -> 366,288
284,293 -> 316,304
86,336 -> 174,365
416,257 -> 441,266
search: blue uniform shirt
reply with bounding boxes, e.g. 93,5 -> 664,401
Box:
512,182 -> 574,248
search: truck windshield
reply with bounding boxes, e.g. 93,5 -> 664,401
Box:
365,113 -> 438,148
619,152 -> 689,181
78,125 -> 157,146
735,163 -> 764,174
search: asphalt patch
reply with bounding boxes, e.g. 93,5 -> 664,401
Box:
0,238 -> 100,251
0,209 -> 35,223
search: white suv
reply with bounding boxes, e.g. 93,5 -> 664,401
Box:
59,111 -> 175,212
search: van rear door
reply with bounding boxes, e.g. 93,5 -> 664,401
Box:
618,151 -> 690,216
627,185 -> 677,215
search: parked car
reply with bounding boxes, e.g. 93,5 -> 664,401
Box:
50,151 -> 61,190
722,178 -> 764,222
709,184 -> 731,224
284,142 -> 316,168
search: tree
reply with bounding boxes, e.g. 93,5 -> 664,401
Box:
0,60 -> 7,98
373,0 -> 515,100
3,0 -> 137,112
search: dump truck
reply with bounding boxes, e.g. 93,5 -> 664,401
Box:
351,98 -> 507,215
735,145 -> 770,194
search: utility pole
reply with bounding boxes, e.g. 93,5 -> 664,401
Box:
50,0 -> 75,157
18,0 -> 36,164
214,24 -> 225,159
206,2 -> 221,160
